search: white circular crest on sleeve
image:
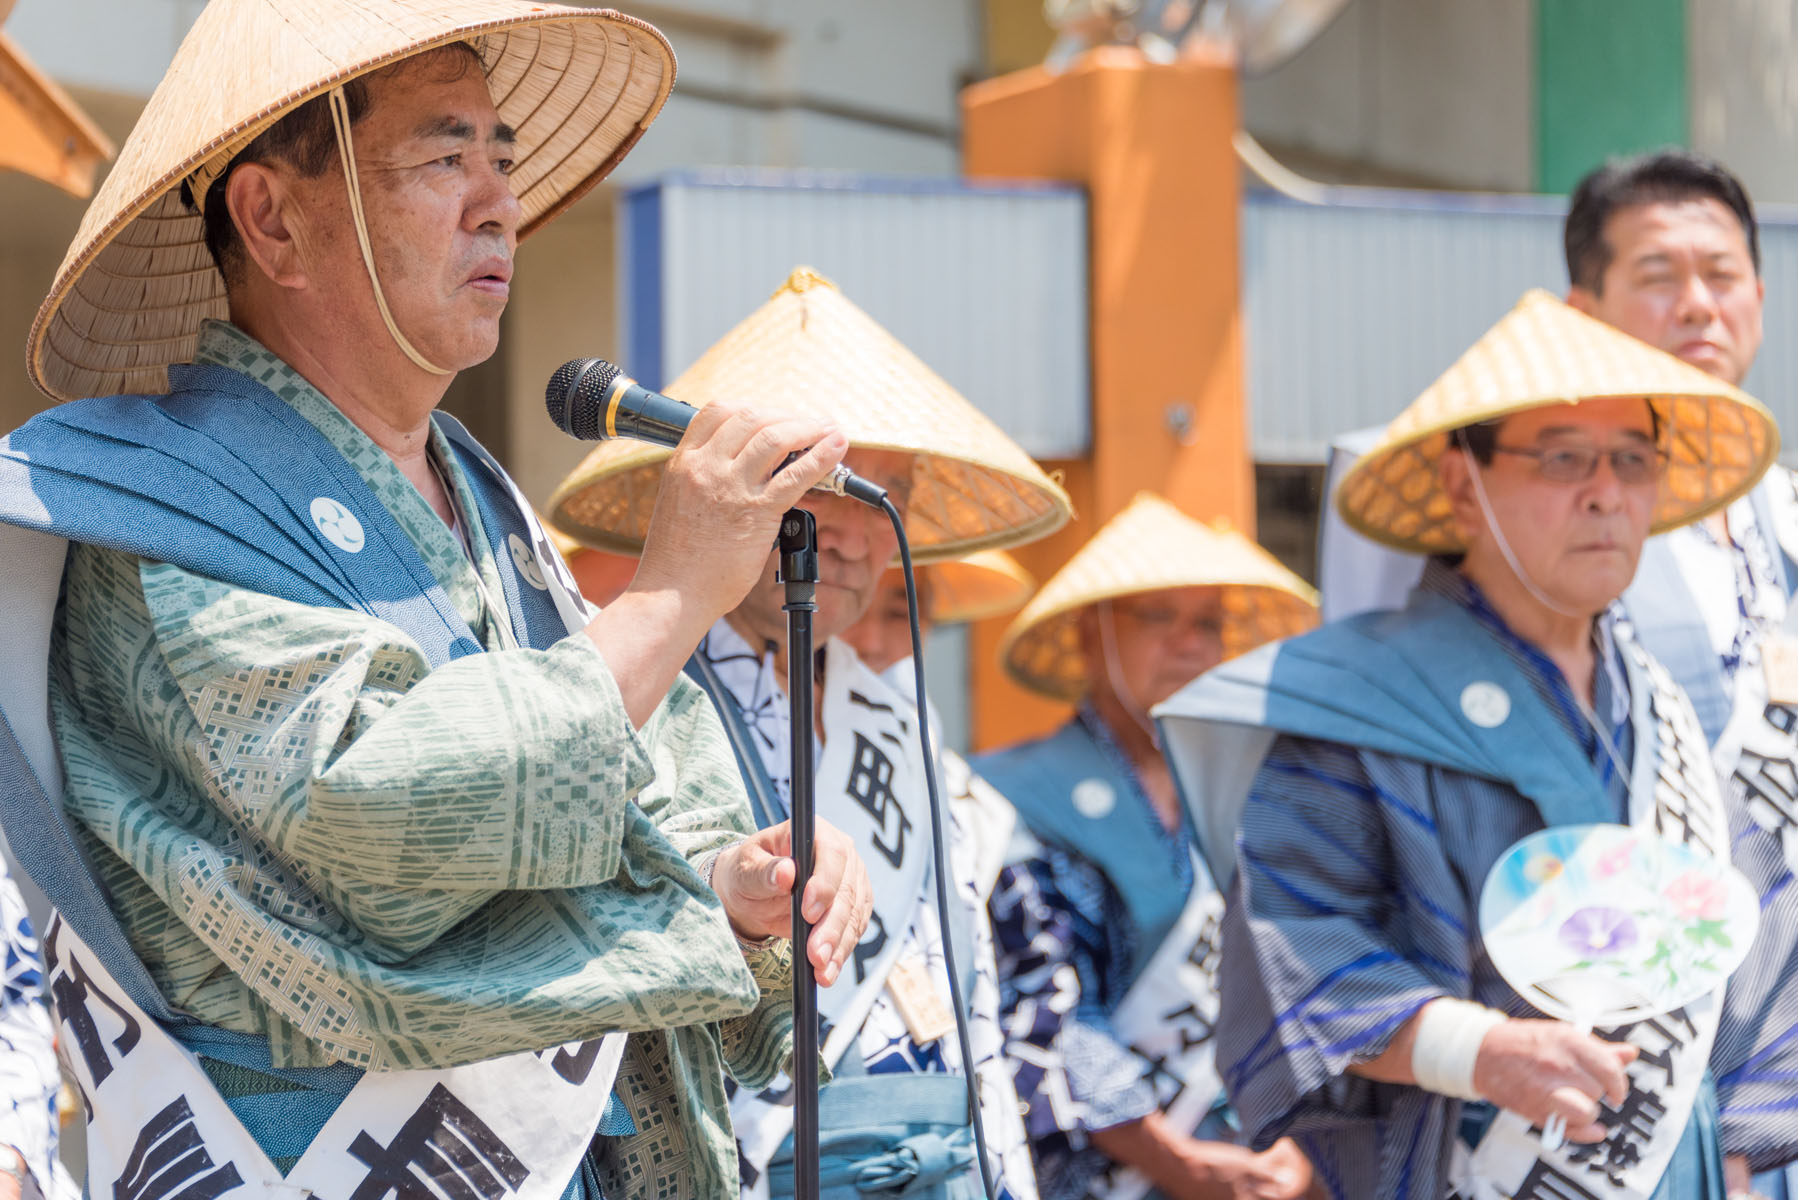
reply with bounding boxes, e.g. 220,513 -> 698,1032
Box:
1459,681 -> 1511,729
309,496 -> 365,554
1072,778 -> 1117,820
508,533 -> 549,591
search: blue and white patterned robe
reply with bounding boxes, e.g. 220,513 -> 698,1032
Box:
1161,561 -> 1798,1199
981,710 -> 1223,1200
0,860 -> 66,1200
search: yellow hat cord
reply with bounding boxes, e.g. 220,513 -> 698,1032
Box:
327,87 -> 452,377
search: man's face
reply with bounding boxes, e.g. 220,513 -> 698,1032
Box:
1079,586 -> 1227,712
1447,397 -> 1661,615
841,568 -> 927,674
287,52 -> 521,371
1568,198 -> 1763,385
734,449 -> 915,645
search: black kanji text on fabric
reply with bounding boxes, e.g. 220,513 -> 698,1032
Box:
851,909 -> 889,985
349,1084 -> 529,1200
1161,1000 -> 1216,1053
47,947 -> 141,1090
846,733 -> 911,868
536,1040 -> 605,1086
847,690 -> 910,735
113,1096 -> 244,1200
1511,1159 -> 1602,1200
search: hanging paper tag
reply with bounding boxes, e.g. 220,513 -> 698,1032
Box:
1764,635 -> 1798,706
885,953 -> 956,1045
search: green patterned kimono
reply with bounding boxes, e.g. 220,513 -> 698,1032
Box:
46,322 -> 790,1198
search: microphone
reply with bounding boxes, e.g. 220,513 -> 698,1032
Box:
546,358 -> 888,507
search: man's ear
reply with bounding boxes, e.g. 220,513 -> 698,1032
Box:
1566,284 -> 1599,316
226,162 -> 307,290
1438,442 -> 1485,542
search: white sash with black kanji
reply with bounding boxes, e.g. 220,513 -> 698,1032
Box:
1714,501 -> 1798,883
1081,857 -> 1225,1200
1457,637 -> 1729,1200
732,648 -> 933,1198
45,915 -> 625,1200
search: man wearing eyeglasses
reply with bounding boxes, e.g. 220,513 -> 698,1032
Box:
1566,150 -> 1798,1199
1157,290 -> 1798,1200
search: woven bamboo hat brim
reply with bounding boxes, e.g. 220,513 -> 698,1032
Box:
1001,492 -> 1320,702
1337,289 -> 1780,555
28,0 -> 674,403
922,550 -> 1036,625
547,266 -> 1073,563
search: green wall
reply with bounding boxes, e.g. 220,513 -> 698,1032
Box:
1536,0 -> 1688,193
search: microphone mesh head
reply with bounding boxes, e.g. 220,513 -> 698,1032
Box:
545,358 -> 621,440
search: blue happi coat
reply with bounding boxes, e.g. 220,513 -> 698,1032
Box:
976,712 -> 1230,1200
0,363 -> 626,1195
1156,562 -> 1798,1200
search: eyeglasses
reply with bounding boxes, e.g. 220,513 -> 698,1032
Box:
1491,444 -> 1668,484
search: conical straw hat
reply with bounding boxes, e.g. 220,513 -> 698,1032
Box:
1338,289 -> 1780,555
547,266 -> 1073,562
1002,493 -> 1319,702
923,550 -> 1036,625
28,0 -> 674,403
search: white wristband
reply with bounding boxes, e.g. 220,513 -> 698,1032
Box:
1410,998 -> 1506,1101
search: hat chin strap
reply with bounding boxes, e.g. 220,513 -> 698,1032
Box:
1096,599 -> 1161,747
1455,430 -> 1585,621
327,86 -> 453,377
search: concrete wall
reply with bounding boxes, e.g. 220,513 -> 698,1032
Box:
1690,0 -> 1798,205
1240,0 -> 1798,205
0,85 -> 147,432
1241,0 -> 1536,192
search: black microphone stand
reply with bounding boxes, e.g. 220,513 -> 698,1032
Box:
778,508 -> 821,1200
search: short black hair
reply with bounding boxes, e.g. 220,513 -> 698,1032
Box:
182,42 -> 484,288
1564,148 -> 1759,294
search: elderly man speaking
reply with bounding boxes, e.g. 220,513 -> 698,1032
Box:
1160,291 -> 1798,1199
0,2 -> 874,1199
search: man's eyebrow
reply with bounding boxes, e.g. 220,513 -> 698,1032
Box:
414,116 -> 518,145
1534,424 -> 1654,442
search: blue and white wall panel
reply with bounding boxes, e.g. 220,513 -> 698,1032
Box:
619,170 -> 1092,460
1244,188 -> 1798,465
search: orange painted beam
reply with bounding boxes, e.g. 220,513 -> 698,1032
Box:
0,32 -> 114,197
962,48 -> 1251,752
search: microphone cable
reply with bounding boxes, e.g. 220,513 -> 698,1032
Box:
882,495 -> 1000,1200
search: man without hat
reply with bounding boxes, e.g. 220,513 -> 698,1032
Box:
1161,291 -> 1798,1198
1568,150 -> 1792,747
1568,149 -> 1798,1196
550,267 -> 1071,1200
0,3 -> 875,1196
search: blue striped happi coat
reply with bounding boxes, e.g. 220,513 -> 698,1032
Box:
1157,561 -> 1798,1200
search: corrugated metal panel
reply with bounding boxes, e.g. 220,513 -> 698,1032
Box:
1245,189 -> 1798,464
620,170 -> 1091,459
1244,190 -> 1568,463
